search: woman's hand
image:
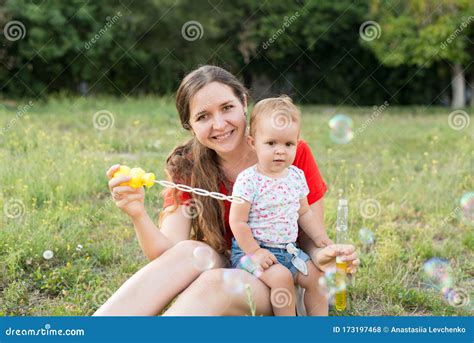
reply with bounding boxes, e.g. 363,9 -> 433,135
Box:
252,248 -> 277,270
313,234 -> 333,248
315,244 -> 359,274
107,164 -> 146,219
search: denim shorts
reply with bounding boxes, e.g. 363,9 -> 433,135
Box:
230,238 -> 310,278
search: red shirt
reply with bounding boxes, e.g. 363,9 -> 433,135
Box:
163,140 -> 327,248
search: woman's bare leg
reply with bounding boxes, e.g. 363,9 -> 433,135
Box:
296,261 -> 328,316
163,268 -> 273,316
93,240 -> 224,316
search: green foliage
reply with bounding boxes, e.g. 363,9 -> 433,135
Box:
366,0 -> 474,67
0,0 -> 458,105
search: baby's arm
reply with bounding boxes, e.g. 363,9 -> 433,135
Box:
298,197 -> 332,247
229,201 -> 259,254
229,201 -> 277,269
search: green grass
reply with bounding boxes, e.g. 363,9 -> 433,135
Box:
0,96 -> 472,316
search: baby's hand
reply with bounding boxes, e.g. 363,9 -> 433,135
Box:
314,234 -> 333,248
252,248 -> 277,270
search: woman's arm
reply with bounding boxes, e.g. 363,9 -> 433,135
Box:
132,206 -> 192,260
107,164 -> 192,260
298,197 -> 331,247
299,198 -> 332,264
300,198 -> 359,274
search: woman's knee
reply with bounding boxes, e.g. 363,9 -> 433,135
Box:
190,268 -> 225,294
192,269 -> 273,315
172,239 -> 209,253
168,240 -> 224,270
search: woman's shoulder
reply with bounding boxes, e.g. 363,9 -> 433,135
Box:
296,139 -> 310,155
293,139 -> 313,169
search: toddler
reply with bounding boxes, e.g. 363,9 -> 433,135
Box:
229,96 -> 330,316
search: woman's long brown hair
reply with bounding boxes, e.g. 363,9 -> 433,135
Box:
161,65 -> 248,254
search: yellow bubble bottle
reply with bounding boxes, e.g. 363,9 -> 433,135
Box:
335,198 -> 348,311
113,165 -> 156,189
335,257 -> 347,311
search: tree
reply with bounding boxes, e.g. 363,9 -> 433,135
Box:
365,0 -> 473,108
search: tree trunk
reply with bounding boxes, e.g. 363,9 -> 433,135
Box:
451,63 -> 466,108
470,75 -> 474,107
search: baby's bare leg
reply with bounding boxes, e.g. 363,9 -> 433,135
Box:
295,261 -> 327,316
259,264 -> 295,316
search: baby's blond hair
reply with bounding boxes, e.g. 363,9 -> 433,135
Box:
249,96 -> 301,137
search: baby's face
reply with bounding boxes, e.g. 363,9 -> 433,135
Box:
250,118 -> 299,175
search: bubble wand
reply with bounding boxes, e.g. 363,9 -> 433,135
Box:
112,165 -> 244,203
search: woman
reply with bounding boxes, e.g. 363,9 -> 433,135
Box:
94,65 -> 359,316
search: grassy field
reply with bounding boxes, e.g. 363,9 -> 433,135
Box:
0,96 -> 472,316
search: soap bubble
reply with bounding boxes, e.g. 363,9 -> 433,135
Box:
192,246 -> 215,271
359,227 -> 374,245
318,267 -> 347,298
422,258 -> 453,290
223,269 -> 245,294
153,140 -> 162,149
42,250 -> 54,260
328,114 -> 354,144
460,192 -> 473,224
238,255 -> 262,278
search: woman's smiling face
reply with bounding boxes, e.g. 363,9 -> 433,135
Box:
188,81 -> 247,155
